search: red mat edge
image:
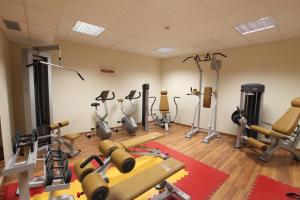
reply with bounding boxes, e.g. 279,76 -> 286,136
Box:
148,141 -> 230,199
247,175 -> 300,200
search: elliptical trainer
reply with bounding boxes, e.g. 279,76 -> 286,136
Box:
115,90 -> 141,136
87,90 -> 115,140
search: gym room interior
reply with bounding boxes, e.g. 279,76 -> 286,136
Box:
0,0 -> 300,199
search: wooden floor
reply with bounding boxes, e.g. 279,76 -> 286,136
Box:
2,123 -> 300,199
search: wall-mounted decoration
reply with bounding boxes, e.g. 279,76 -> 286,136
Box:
100,67 -> 116,76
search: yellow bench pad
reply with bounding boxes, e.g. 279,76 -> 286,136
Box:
119,132 -> 163,149
64,133 -> 80,140
107,158 -> 184,200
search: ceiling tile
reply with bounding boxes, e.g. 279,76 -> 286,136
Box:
5,31 -> 30,44
221,1 -> 270,25
55,27 -> 70,40
8,0 -> 22,3
93,30 -> 128,43
26,7 -> 60,29
73,0 -> 88,5
88,0 -> 138,17
272,7 -> 300,25
66,30 -> 95,43
190,17 -> 229,34
29,23 -> 55,43
0,0 -> 26,21
61,0 -> 84,19
117,4 -> 170,32
278,22 -> 300,34
142,0 -> 216,22
192,40 -> 224,51
209,28 -> 241,41
25,0 -> 64,14
201,0 -> 257,15
79,6 -> 120,28
281,30 -> 300,40
217,36 -> 249,48
266,0 -> 300,14
244,28 -> 281,44
57,17 -> 76,30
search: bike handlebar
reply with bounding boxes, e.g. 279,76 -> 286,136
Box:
125,91 -> 141,100
95,92 -> 115,101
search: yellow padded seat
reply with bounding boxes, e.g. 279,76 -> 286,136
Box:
106,158 -> 184,200
64,133 -> 80,140
159,90 -> 169,112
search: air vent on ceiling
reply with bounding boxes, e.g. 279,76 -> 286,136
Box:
3,19 -> 21,31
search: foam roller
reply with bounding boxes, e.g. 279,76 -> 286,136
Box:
59,121 -> 69,127
246,137 -> 268,151
203,87 -> 212,108
99,140 -> 118,157
49,120 -> 69,130
82,172 -> 109,200
74,159 -> 95,182
110,148 -> 135,173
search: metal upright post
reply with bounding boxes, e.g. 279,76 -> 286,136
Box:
142,83 -> 149,132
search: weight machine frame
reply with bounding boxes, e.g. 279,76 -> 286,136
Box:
184,53 -> 227,143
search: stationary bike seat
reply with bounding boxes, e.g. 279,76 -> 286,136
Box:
91,103 -> 100,107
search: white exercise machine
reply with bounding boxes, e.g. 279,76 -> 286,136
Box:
183,52 -> 227,143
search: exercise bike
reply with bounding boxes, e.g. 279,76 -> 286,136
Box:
87,90 -> 115,140
115,90 -> 141,136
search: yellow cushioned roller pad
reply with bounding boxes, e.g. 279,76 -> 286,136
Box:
50,120 -> 69,130
99,140 -> 118,157
292,97 -> 300,108
82,172 -> 109,200
245,137 -> 268,151
119,132 -> 164,149
110,148 -> 135,173
74,159 -> 95,182
250,125 -> 272,136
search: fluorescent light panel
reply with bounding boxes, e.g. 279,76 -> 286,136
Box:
72,21 -> 105,36
156,47 -> 174,53
235,16 -> 275,35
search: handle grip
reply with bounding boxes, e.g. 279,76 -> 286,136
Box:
80,155 -> 103,168
77,73 -> 85,81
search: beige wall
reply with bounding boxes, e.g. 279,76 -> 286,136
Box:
27,40 -> 160,134
0,30 -> 13,163
161,38 -> 300,138
10,41 -> 161,135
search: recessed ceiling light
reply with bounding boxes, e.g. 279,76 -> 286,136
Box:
235,16 -> 275,35
156,47 -> 174,53
72,21 -> 105,36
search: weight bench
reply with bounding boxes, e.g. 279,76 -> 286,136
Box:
75,132 -> 166,183
50,121 -> 81,157
242,97 -> 300,162
79,158 -> 190,200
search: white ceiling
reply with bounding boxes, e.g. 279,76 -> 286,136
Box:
0,0 -> 300,58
